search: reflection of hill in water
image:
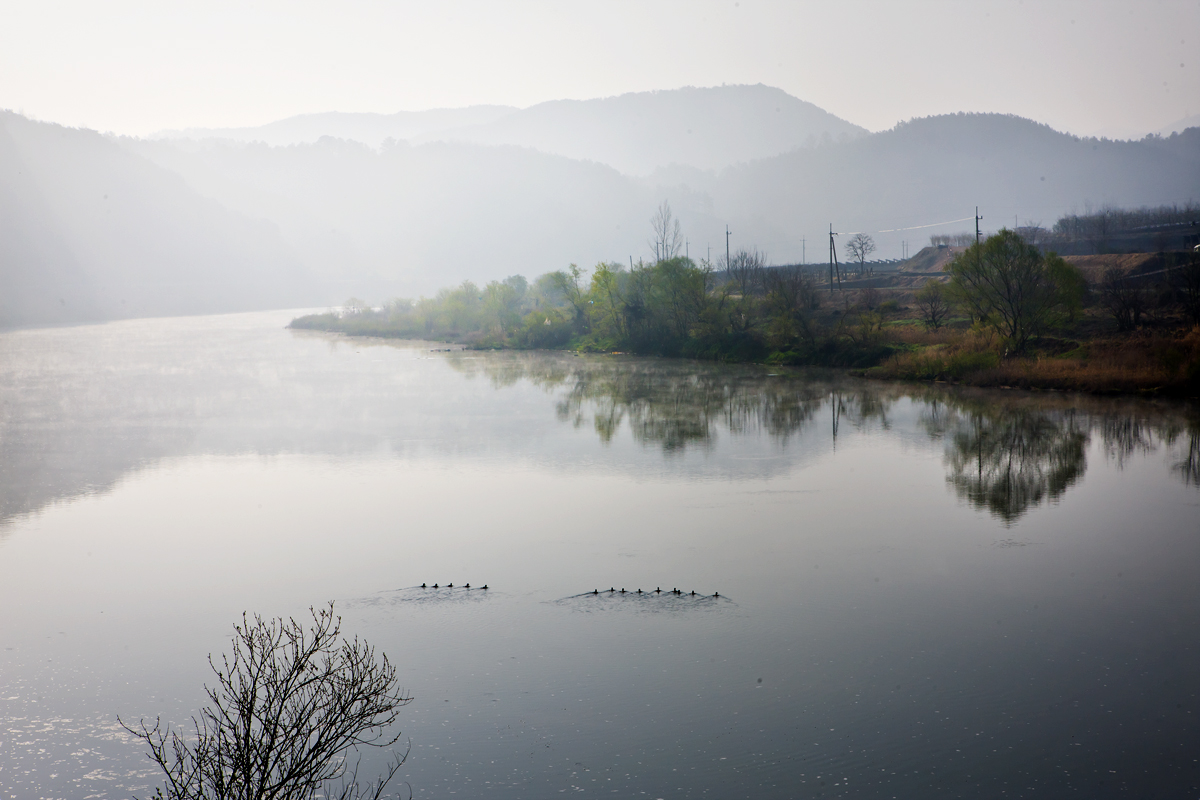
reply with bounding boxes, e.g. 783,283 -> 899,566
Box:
0,315 -> 1196,531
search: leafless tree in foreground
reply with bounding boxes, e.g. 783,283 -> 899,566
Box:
122,603 -> 411,800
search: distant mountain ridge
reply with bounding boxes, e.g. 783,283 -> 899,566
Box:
3,89 -> 1198,329
153,84 -> 868,175
410,84 -> 869,175
153,105 -> 519,149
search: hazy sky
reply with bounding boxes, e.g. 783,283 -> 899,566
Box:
1,0 -> 1196,139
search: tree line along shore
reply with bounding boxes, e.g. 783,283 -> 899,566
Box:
290,205 -> 1200,398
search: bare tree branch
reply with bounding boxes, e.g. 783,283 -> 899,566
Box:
122,603 -> 411,800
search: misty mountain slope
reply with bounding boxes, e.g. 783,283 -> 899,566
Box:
10,107 -> 1197,328
154,105 -> 519,149
126,135 -> 657,295
416,84 -> 868,175
126,112 -> 1200,303
0,112 -> 314,327
702,113 -> 1200,261
1158,113 -> 1200,137
0,121 -> 102,327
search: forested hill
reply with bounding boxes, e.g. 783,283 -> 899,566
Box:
696,113 -> 1200,261
3,99 -> 1198,328
0,111 -> 314,328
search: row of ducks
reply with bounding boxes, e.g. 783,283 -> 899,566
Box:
593,587 -> 719,597
420,583 -> 487,589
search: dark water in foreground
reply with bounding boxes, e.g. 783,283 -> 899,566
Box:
1,310 -> 1198,799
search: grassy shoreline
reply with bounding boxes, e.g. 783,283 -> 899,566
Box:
290,240 -> 1200,399
292,313 -> 1200,399
862,327 -> 1200,397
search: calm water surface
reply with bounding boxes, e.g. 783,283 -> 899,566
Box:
1,310 -> 1198,799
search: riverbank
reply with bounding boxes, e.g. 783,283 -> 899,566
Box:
289,244 -> 1200,399
292,310 -> 1200,398
862,327 -> 1200,397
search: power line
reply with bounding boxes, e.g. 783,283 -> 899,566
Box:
875,216 -> 975,233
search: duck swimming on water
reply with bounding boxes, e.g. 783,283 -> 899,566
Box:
421,583 -> 427,588
433,583 -> 439,588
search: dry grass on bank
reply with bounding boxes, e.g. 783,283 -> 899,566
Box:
871,326 -> 1200,396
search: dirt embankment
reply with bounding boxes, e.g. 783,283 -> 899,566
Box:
897,245 -> 966,273
1061,253 -> 1163,283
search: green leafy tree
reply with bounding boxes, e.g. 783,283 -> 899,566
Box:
763,265 -> 820,348
588,262 -> 628,342
947,229 -> 1084,353
549,264 -> 591,335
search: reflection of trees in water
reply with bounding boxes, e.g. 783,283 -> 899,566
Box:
830,389 -> 893,443
445,352 -> 1199,510
446,353 -> 883,452
547,362 -> 834,452
945,408 -> 1088,524
920,391 -> 1199,522
1172,418 -> 1200,487
1096,407 -> 1200,488
1099,416 -> 1157,467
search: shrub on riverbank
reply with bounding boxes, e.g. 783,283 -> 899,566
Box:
289,256 -> 908,369
870,327 -> 1200,395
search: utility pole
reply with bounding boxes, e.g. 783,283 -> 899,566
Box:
801,236 -> 806,265
725,225 -> 731,271
829,224 -> 834,291
828,224 -> 841,292
630,255 -> 634,270
975,206 -> 983,246
685,240 -> 689,261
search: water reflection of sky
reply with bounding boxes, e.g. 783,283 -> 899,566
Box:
0,311 -> 1198,798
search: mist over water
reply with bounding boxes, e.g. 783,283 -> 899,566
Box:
1,311 -> 1197,798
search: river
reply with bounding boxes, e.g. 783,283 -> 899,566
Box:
1,310 -> 1197,798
